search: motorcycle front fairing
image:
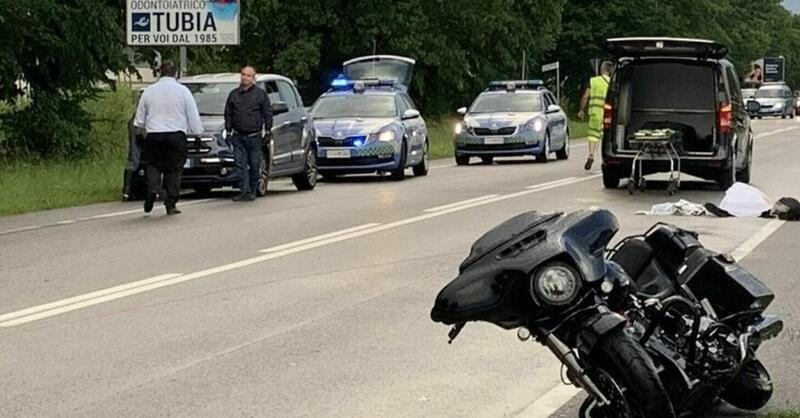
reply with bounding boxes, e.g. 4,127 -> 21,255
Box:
431,209 -> 620,328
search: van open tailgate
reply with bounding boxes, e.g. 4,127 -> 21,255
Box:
604,37 -> 728,60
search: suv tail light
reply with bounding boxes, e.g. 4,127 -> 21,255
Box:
603,103 -> 613,129
718,103 -> 732,133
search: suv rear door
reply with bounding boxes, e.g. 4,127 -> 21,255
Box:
604,37 -> 728,59
276,80 -> 306,165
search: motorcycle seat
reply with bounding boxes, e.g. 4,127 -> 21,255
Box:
611,238 -> 676,300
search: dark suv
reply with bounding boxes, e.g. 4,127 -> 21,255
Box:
600,38 -> 754,190
123,73 -> 317,200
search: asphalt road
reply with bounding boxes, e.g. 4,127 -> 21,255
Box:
1,118 -> 798,417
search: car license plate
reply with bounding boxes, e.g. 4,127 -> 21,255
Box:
484,138 -> 504,145
183,158 -> 192,168
327,149 -> 351,159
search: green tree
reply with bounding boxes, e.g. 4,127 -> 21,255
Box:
0,0 -> 130,159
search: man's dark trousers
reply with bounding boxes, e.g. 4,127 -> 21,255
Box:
144,131 -> 187,209
232,132 -> 263,196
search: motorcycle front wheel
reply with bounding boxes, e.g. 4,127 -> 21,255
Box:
581,329 -> 676,418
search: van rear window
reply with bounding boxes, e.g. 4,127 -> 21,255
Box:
629,63 -> 716,111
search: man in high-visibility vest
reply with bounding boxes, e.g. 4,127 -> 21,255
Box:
578,61 -> 613,171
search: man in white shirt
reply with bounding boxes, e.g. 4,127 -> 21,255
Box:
133,61 -> 203,215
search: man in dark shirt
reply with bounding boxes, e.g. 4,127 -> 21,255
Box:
224,66 -> 273,201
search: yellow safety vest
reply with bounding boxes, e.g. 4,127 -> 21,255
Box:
587,75 -> 610,140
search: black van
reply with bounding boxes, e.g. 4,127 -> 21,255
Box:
600,38 -> 754,190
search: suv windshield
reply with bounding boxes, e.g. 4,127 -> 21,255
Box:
756,88 -> 785,98
312,95 -> 397,118
469,93 -> 542,113
184,82 -> 238,116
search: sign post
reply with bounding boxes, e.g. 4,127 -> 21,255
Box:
542,61 -> 560,102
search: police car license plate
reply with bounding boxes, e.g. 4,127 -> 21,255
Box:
484,138 -> 504,145
183,158 -> 192,168
327,149 -> 351,159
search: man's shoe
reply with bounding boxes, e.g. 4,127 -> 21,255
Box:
233,193 -> 249,202
166,207 -> 182,216
144,194 -> 156,213
584,157 -> 594,171
244,193 -> 256,201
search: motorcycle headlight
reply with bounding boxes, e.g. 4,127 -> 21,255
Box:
530,263 -> 581,306
377,130 -> 396,142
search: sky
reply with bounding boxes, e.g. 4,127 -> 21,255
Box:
784,0 -> 800,13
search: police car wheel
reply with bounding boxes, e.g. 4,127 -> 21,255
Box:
536,135 -> 551,162
556,134 -> 570,160
412,140 -> 429,176
389,141 -> 407,181
455,155 -> 470,166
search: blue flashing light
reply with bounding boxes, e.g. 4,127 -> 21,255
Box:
488,79 -> 545,91
353,139 -> 364,147
331,75 -> 351,88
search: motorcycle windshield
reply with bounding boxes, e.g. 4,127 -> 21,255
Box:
431,209 -> 619,328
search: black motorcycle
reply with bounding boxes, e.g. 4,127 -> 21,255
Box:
430,209 -> 782,417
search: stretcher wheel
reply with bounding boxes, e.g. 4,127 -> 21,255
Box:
628,178 -> 636,195
638,178 -> 647,192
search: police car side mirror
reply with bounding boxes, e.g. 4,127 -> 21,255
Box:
457,107 -> 468,115
402,109 -> 421,120
546,104 -> 562,113
273,101 -> 289,115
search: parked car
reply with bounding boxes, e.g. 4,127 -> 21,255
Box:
310,55 -> 429,180
600,37 -> 754,190
123,73 -> 317,200
749,82 -> 796,119
453,80 -> 569,165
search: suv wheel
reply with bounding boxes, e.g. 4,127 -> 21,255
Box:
736,140 -> 753,184
412,139 -> 429,176
389,141 -> 407,181
556,133 -> 570,160
292,147 -> 318,190
455,155 -> 470,166
256,155 -> 269,197
602,166 -> 621,189
718,156 -> 736,191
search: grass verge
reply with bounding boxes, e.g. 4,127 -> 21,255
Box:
767,410 -> 800,418
0,157 -> 125,217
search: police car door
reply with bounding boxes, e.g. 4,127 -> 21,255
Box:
264,81 -> 293,167
544,92 -> 567,147
399,93 -> 425,162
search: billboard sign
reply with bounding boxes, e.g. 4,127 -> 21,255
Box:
127,0 -> 240,46
763,57 -> 785,83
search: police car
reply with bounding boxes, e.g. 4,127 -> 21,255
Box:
453,80 -> 569,165
310,55 -> 429,180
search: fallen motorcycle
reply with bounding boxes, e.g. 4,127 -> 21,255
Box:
430,209 -> 782,417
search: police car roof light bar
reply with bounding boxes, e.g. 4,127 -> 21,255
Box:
488,79 -> 545,91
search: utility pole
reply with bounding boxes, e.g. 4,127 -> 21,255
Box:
179,46 -> 188,78
522,51 -> 527,79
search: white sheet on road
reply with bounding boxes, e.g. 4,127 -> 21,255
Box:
636,199 -> 708,216
719,182 -> 773,217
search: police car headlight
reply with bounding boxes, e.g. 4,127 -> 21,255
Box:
775,102 -> 784,108
524,119 -> 545,133
454,123 -> 463,135
377,130 -> 396,142
530,263 -> 581,306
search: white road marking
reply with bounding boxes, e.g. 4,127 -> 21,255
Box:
730,219 -> 784,261
517,383 -> 581,418
0,175 -> 602,327
755,126 -> 798,139
424,195 -> 500,212
525,218 -> 788,417
0,199 -> 217,236
260,223 -> 382,253
0,274 -> 183,326
526,177 -> 578,190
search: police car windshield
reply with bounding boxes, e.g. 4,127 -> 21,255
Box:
184,82 -> 238,116
312,95 -> 397,119
756,88 -> 784,98
469,93 -> 541,113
